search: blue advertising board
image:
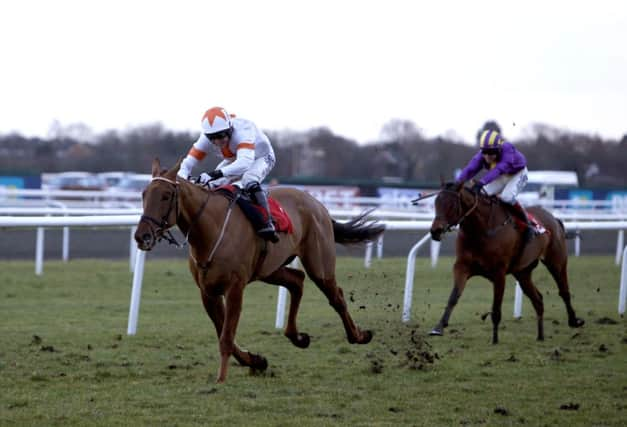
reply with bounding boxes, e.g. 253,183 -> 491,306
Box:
555,188 -> 627,209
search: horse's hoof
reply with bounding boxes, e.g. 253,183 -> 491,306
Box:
249,353 -> 268,371
360,330 -> 373,344
429,328 -> 443,336
569,318 -> 585,328
289,333 -> 310,349
348,329 -> 373,344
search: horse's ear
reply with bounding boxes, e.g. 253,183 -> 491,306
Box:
151,157 -> 161,177
440,174 -> 445,187
166,156 -> 183,177
456,180 -> 465,192
162,156 -> 184,181
173,156 -> 183,174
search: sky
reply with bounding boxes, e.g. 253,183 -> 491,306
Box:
1,0 -> 626,145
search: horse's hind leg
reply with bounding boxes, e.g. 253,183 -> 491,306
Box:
541,255 -> 585,328
513,265 -> 545,341
300,259 -> 372,344
262,266 -> 310,348
316,276 -> 372,344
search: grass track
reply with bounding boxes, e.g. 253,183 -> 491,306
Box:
1,256 -> 626,426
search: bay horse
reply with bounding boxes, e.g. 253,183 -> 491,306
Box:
134,158 -> 385,383
428,181 -> 584,344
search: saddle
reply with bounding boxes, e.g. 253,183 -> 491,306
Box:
214,185 -> 293,235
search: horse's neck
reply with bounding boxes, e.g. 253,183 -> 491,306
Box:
460,195 -> 504,233
177,183 -> 225,238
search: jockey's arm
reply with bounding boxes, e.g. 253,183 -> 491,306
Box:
178,134 -> 211,178
215,158 -> 233,170
481,149 -> 518,184
457,151 -> 484,183
219,144 -> 255,177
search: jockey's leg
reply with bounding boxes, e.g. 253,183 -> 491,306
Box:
499,168 -> 534,244
509,201 -> 534,243
246,181 -> 279,243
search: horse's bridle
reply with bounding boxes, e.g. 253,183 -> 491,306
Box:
139,176 -> 182,246
436,188 -> 479,232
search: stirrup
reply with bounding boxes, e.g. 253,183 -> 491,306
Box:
258,223 -> 279,243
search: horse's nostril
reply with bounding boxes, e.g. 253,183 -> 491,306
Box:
135,233 -> 153,248
430,229 -> 442,241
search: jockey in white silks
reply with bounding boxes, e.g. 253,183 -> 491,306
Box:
177,106 -> 279,243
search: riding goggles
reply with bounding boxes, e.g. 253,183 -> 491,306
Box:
205,130 -> 231,141
481,148 -> 500,156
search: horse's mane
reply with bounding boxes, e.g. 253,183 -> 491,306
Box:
443,181 -> 458,191
442,181 -> 500,206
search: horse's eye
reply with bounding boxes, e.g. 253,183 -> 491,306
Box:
161,194 -> 170,201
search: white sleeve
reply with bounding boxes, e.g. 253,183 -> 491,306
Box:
220,148 -> 255,177
215,158 -> 233,170
178,134 -> 211,178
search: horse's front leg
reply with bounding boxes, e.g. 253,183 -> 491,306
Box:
199,290 -> 267,372
430,262 -> 470,336
217,280 -> 256,383
490,275 -> 506,344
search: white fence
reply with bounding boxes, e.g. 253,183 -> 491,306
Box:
2,187 -> 627,334
1,214 -> 626,335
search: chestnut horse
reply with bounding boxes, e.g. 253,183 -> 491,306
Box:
429,182 -> 584,344
135,158 -> 385,383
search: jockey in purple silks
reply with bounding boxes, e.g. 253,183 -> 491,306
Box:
457,129 -> 535,243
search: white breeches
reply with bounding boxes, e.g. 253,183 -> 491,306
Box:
212,155 -> 275,189
483,167 -> 528,205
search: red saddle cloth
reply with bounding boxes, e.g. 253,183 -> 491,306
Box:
214,185 -> 293,234
267,198 -> 293,233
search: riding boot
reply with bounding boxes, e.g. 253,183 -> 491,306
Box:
510,201 -> 534,244
250,187 -> 279,243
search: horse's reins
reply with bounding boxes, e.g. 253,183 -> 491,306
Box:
140,176 -> 246,270
440,188 -> 518,237
195,195 -> 238,269
140,176 -> 227,259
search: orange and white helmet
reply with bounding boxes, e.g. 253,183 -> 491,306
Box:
201,107 -> 232,135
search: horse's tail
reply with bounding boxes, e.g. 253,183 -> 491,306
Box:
333,209 -> 386,245
557,218 -> 581,240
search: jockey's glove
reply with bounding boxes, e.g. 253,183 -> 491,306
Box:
208,170 -> 224,180
471,182 -> 484,194
198,170 -> 224,186
197,173 -> 211,185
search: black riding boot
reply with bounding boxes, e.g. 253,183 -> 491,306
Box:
511,201 -> 534,244
248,183 -> 279,243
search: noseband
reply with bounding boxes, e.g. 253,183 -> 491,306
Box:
139,176 -> 182,246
